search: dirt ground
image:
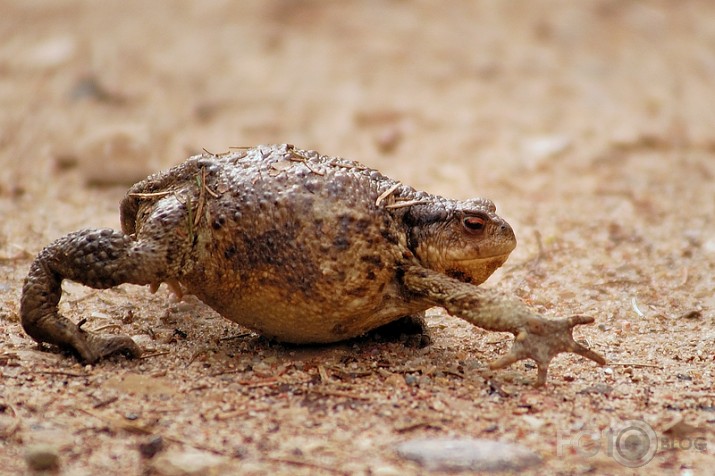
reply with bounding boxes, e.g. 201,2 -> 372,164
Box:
1,1 -> 714,474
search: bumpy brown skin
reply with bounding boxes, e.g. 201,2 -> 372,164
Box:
21,144 -> 605,386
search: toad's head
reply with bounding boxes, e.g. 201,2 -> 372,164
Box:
404,197 -> 516,285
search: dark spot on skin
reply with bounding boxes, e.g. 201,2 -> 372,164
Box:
446,268 -> 473,284
407,230 -> 420,254
338,214 -> 355,227
333,236 -> 350,250
347,286 -> 368,297
381,229 -> 398,245
212,215 -> 226,230
360,254 -> 383,267
332,323 -> 348,336
403,207 -> 448,228
366,270 -> 375,280
355,218 -> 371,233
219,222 -> 321,299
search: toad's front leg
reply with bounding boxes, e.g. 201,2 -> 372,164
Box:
401,266 -> 605,386
21,228 -> 175,363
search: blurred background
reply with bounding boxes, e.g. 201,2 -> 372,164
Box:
2,0 -> 714,191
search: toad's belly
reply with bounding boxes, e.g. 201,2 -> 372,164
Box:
189,283 -> 425,343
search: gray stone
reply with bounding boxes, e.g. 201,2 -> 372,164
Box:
396,438 -> 541,472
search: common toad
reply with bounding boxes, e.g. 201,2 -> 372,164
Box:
21,144 -> 604,385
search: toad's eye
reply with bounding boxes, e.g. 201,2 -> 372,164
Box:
463,216 -> 486,232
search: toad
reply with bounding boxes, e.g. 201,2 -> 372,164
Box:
21,144 -> 605,385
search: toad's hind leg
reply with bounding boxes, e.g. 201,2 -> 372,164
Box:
21,228 -> 172,363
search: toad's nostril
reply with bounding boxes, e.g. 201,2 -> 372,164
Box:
498,221 -> 516,245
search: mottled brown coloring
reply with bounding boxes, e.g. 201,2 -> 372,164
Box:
20,144 -> 604,386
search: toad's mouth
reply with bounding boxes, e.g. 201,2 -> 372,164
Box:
453,252 -> 512,263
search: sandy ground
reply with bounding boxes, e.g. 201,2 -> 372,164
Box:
1,1 -> 714,474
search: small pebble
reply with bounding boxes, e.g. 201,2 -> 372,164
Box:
578,383 -> 614,395
396,438 -> 541,472
520,135 -> 571,168
24,444 -> 60,471
372,465 -> 402,476
150,448 -> 229,476
139,435 -> 164,459
69,75 -> 123,103
679,310 -> 701,320
375,126 -> 403,153
27,36 -> 76,68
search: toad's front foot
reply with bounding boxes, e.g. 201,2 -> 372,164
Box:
488,315 -> 606,387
